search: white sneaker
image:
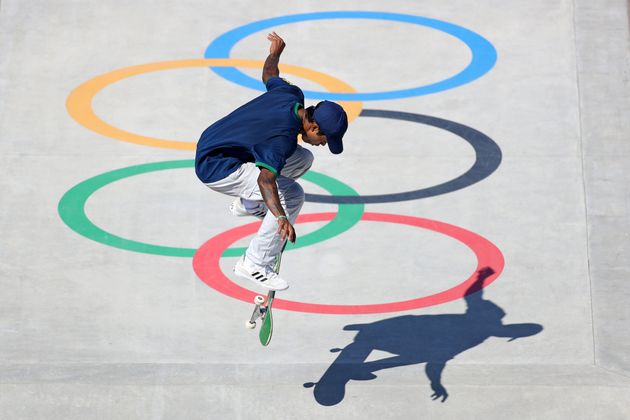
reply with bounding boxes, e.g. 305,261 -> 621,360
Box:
229,198 -> 267,220
233,256 -> 289,291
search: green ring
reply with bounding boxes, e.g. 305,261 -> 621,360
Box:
58,160 -> 364,257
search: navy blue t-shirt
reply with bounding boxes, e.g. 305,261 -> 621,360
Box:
195,77 -> 304,183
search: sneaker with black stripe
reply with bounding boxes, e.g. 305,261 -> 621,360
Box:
233,256 -> 289,291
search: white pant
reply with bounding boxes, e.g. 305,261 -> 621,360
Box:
204,145 -> 314,267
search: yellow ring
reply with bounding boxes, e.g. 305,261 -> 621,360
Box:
66,58 -> 363,151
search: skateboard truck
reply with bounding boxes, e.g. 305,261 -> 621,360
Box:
245,292 -> 273,329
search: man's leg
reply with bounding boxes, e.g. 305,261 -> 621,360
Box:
229,175 -> 303,290
243,145 -> 312,266
280,144 -> 314,180
239,145 -> 313,213
205,145 -> 312,265
205,161 -> 306,266
245,176 -> 304,267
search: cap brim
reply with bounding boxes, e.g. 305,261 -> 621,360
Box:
327,135 -> 343,154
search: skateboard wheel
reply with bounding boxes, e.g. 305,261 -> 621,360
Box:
254,295 -> 265,305
246,320 -> 256,329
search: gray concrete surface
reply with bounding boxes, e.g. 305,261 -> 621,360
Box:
1,0 -> 630,418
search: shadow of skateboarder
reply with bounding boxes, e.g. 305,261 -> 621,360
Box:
304,267 -> 543,405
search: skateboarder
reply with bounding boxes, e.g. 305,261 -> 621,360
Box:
195,32 -> 348,291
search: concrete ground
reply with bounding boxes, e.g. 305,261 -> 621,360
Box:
1,0 -> 630,418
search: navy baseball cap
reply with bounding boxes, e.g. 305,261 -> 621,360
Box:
313,101 -> 348,154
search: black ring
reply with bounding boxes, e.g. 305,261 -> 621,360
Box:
304,109 -> 502,204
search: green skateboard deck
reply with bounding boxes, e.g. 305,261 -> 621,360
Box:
259,291 -> 275,346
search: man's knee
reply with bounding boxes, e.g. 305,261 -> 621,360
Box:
299,147 -> 314,172
285,181 -> 305,205
283,146 -> 314,179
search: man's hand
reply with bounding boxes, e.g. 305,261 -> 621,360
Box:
267,32 -> 285,57
277,217 -> 296,243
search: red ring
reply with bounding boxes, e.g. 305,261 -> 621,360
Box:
192,212 -> 504,314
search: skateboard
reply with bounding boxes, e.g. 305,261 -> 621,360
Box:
245,249 -> 284,346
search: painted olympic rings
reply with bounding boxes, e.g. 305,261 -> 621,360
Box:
192,212 -> 504,314
204,11 -> 497,101
66,58 -> 363,150
305,109 -> 502,204
60,12 -> 505,313
58,161 -> 364,257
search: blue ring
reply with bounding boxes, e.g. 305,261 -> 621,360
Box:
204,11 -> 497,101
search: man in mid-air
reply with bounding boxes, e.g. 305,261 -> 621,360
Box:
195,32 -> 348,291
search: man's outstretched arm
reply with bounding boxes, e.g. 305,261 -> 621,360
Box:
262,32 -> 285,84
257,167 -> 296,243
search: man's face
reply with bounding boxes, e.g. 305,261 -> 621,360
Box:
300,123 -> 328,147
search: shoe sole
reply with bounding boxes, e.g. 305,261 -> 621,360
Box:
233,265 -> 289,291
